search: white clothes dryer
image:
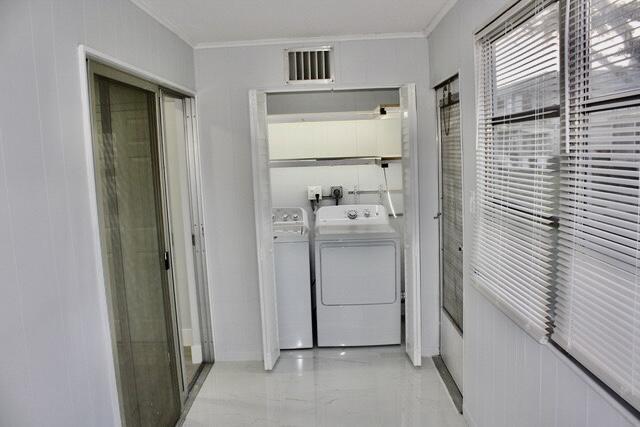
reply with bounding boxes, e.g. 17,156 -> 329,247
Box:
314,205 -> 401,347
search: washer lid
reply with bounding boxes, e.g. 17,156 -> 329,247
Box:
315,204 -> 395,235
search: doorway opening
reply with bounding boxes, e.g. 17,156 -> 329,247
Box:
86,59 -> 213,426
249,86 -> 422,370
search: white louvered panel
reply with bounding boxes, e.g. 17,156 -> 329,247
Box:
284,47 -> 333,84
473,0 -> 560,342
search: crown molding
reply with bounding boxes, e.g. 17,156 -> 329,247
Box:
424,0 -> 459,37
130,0 -> 196,47
194,31 -> 427,50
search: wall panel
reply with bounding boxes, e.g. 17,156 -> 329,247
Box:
0,1 -> 194,425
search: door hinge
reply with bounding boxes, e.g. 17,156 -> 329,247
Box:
164,251 -> 170,270
191,233 -> 196,247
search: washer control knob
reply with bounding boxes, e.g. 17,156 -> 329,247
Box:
292,214 -> 300,221
347,209 -> 358,220
282,214 -> 289,221
363,209 -> 371,217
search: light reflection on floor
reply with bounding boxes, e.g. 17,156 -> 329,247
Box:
183,346 -> 466,426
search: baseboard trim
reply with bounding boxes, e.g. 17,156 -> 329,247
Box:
433,355 -> 463,414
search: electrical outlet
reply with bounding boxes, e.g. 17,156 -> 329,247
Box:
330,186 -> 343,200
307,185 -> 322,200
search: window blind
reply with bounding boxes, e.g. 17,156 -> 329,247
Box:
554,0 -> 640,411
438,79 -> 464,331
474,0 -> 560,341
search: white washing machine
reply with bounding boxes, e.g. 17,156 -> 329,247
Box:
314,204 -> 401,347
273,207 -> 313,349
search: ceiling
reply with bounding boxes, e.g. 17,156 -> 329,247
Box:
131,0 -> 455,48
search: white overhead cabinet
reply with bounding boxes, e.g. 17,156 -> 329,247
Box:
268,117 -> 401,160
324,121 -> 358,158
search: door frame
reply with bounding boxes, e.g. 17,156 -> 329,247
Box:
78,45 -> 214,423
249,84 -> 422,369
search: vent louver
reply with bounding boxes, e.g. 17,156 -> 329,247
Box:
284,47 -> 333,84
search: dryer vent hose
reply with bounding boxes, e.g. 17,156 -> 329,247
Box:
382,164 -> 397,218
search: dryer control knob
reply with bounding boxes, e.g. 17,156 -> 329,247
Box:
363,209 -> 371,217
347,209 -> 358,220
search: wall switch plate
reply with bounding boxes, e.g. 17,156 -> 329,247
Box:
307,185 -> 322,200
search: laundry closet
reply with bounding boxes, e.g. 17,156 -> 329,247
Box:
266,89 -> 406,350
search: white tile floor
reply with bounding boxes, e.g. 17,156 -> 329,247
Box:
183,346 -> 466,427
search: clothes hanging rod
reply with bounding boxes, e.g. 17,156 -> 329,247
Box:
346,189 -> 403,194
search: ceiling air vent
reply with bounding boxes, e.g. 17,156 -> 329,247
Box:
284,47 -> 334,84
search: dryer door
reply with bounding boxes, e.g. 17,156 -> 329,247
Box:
319,242 -> 398,306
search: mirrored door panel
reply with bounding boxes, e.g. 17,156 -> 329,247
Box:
92,73 -> 180,427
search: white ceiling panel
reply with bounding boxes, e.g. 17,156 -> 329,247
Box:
131,0 -> 455,47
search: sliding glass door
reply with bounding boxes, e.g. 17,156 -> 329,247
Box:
91,69 -> 181,426
161,94 -> 205,389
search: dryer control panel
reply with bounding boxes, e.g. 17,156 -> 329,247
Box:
315,205 -> 394,234
272,207 -> 309,235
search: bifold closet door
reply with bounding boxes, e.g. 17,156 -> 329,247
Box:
92,76 -> 180,426
249,90 -> 280,370
401,84 -> 422,366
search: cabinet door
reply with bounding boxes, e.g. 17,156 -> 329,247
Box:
356,120 -> 378,156
377,118 -> 401,157
268,122 -> 319,159
320,120 -> 357,157
267,123 -> 289,160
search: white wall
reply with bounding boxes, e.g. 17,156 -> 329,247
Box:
195,37 -> 439,361
267,89 -> 399,114
270,163 -> 404,217
427,1 -> 640,426
0,1 -> 194,426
